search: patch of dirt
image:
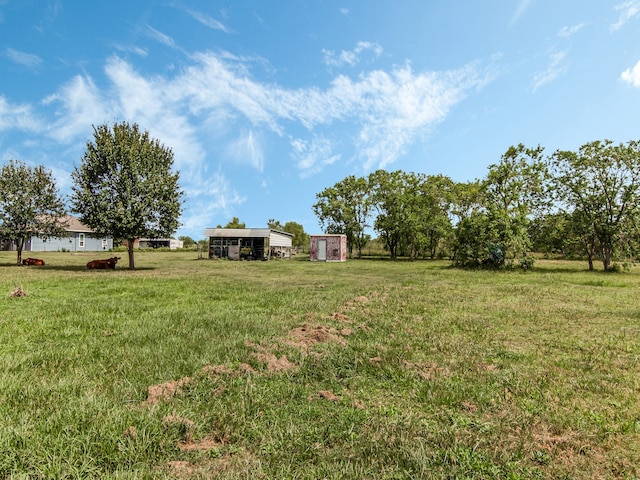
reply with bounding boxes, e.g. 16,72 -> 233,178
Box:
317,390 -> 340,401
284,324 -> 348,350
122,426 -> 137,438
167,461 -> 194,478
142,376 -> 191,406
165,450 -> 263,479
239,363 -> 256,374
331,312 -> 351,322
252,352 -> 298,373
163,414 -> 195,430
178,434 -> 226,452
369,356 -> 383,366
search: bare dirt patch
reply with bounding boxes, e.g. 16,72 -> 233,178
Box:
143,376 -> 191,406
178,434 -> 226,452
317,390 -> 340,401
284,323 -> 348,350
252,352 -> 298,373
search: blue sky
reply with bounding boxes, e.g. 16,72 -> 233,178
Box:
1,1 -> 640,240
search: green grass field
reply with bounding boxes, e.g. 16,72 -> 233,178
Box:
1,251 -> 639,479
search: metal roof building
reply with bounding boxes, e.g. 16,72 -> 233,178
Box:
203,228 -> 293,260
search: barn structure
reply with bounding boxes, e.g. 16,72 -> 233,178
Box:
9,216 -> 113,252
309,234 -> 347,262
203,228 -> 293,260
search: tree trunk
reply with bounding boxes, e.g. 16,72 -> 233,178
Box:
16,237 -> 24,265
587,254 -> 594,271
127,239 -> 135,269
602,247 -> 612,271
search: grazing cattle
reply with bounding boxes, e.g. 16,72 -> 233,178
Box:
22,258 -> 45,266
86,256 -> 121,270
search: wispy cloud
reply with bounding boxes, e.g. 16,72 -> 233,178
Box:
611,1 -> 640,31
5,48 -> 43,69
509,0 -> 533,28
183,7 -> 232,33
33,51 -> 487,176
225,130 -> 264,171
0,95 -> 41,131
323,41 -> 383,68
532,50 -> 567,92
144,25 -> 177,49
290,135 -> 340,178
558,23 -> 586,37
6,50 -> 488,229
112,43 -> 148,57
621,59 -> 640,87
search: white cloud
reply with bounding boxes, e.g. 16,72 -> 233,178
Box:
42,74 -> 111,143
558,23 -> 585,37
621,59 -> 640,87
183,8 -> 232,33
0,95 -> 41,132
611,1 -> 640,31
178,170 -> 246,234
5,48 -> 43,69
290,135 -> 340,177
144,25 -> 177,49
225,130 -> 264,171
323,41 -> 383,68
509,0 -> 533,28
1,45 -> 491,239
112,43 -> 148,57
532,50 -> 567,92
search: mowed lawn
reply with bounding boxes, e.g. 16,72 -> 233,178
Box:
0,251 -> 639,479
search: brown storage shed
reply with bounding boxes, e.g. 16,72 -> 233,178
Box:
309,234 -> 347,262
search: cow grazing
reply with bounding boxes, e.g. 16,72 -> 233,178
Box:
22,258 -> 45,266
86,256 -> 121,270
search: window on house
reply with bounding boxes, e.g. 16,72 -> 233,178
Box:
102,238 -> 108,249
79,233 -> 85,248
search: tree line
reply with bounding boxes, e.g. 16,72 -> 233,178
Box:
313,140 -> 640,271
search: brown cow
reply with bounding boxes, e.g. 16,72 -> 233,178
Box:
86,256 -> 121,269
22,258 -> 45,266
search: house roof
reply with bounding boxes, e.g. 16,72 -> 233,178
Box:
62,216 -> 94,233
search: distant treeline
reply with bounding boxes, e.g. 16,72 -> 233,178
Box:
313,140 -> 640,271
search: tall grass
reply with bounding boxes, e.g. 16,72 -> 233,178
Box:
0,251 -> 639,478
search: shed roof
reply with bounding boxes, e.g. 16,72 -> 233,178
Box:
203,228 -> 293,238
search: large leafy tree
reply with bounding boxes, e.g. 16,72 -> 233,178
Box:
282,221 -> 309,249
221,217 -> 246,229
312,175 -> 371,258
368,170 -> 404,258
0,160 -> 67,265
71,122 -> 183,270
482,144 -> 548,260
550,139 -> 640,271
452,144 -> 548,268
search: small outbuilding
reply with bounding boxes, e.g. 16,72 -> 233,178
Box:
203,228 -> 293,260
309,234 -> 347,262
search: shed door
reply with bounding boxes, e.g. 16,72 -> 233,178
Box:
317,239 -> 327,261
